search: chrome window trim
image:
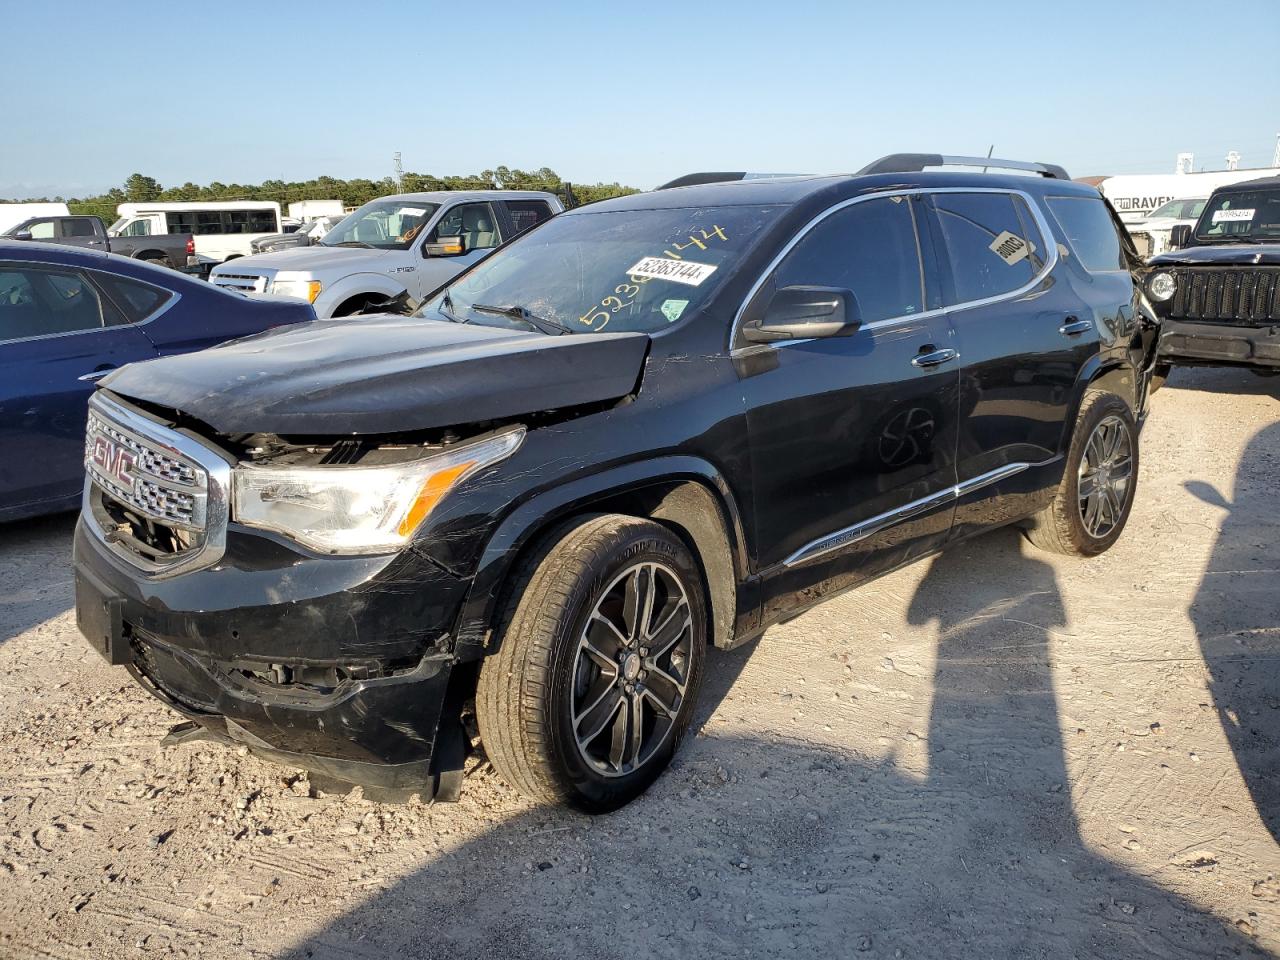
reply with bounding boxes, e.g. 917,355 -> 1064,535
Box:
82,392 -> 231,579
782,461 -> 1034,568
730,186 -> 1059,351
0,259 -> 182,346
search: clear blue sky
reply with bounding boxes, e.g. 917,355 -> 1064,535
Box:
3,0 -> 1278,198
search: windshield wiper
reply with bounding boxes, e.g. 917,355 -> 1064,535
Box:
325,240 -> 373,248
469,303 -> 571,336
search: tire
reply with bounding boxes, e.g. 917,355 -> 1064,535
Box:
144,257 -> 170,269
1023,391 -> 1139,557
1149,362 -> 1172,393
476,514 -> 707,812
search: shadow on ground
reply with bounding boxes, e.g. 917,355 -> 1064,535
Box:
1166,366 -> 1280,398
276,527 -> 1270,960
0,510 -> 77,645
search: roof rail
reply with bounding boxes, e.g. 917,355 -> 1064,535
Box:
857,153 -> 1070,181
656,172 -> 804,190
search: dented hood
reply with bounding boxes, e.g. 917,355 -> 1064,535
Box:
102,315 -> 650,436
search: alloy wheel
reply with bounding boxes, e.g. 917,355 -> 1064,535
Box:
571,561 -> 693,778
1077,414 -> 1133,538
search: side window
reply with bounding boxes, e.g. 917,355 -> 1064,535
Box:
1046,197 -> 1126,273
0,267 -> 109,341
125,218 -> 153,237
249,210 -> 277,232
62,218 -> 97,238
505,200 -> 554,238
772,196 -> 925,323
27,219 -> 56,240
430,203 -> 499,252
932,192 -> 1046,305
195,212 -> 225,235
94,273 -> 174,323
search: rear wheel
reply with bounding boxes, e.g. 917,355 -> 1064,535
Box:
1023,391 -> 1138,557
476,514 -> 706,812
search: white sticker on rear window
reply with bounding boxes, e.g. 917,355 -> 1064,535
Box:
1212,208 -> 1254,223
400,207 -> 428,217
988,231 -> 1035,266
626,257 -> 718,286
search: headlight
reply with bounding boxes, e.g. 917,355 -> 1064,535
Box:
232,428 -> 524,553
270,278 -> 323,303
1147,271 -> 1176,302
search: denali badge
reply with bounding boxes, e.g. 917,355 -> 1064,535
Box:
89,435 -> 137,491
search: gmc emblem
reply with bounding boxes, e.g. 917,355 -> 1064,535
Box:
90,436 -> 137,490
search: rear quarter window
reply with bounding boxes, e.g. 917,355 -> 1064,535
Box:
931,192 -> 1047,305
1046,196 -> 1126,272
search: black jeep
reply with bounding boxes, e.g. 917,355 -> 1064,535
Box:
73,154 -> 1155,811
1147,175 -> 1280,377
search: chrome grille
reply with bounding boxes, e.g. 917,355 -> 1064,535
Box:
1170,267 -> 1280,325
211,272 -> 270,294
83,394 -> 231,578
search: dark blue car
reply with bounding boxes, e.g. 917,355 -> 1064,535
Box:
0,241 -> 314,522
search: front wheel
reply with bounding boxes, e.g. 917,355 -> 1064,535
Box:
476,514 -> 706,812
1023,391 -> 1139,557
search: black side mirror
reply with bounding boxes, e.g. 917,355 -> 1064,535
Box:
1168,224 -> 1192,250
12,229 -> 32,241
423,235 -> 465,257
742,285 -> 860,343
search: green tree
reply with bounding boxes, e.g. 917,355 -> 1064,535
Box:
124,173 -> 162,202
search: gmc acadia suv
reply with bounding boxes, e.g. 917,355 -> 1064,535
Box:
73,154 -> 1156,811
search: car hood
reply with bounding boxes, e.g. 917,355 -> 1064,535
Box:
1150,243 -> 1280,267
101,315 -> 651,436
213,245 -> 393,275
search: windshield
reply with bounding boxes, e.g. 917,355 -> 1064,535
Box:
1149,198 -> 1206,220
415,204 -> 784,335
106,217 -> 128,236
320,200 -> 440,250
1195,189 -> 1280,241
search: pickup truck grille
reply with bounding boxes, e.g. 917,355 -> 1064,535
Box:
211,272 -> 270,294
83,394 -> 231,578
1169,267 -> 1280,325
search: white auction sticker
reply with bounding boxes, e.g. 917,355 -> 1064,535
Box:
627,257 -> 718,286
988,231 -> 1035,266
400,206 -> 428,217
1212,208 -> 1254,223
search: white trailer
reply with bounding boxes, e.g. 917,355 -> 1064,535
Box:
287,200 -> 345,222
0,202 -> 70,234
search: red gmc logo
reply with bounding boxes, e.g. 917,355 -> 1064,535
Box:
90,436 -> 137,489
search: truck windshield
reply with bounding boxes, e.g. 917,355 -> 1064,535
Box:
416,204 -> 784,335
1149,198 -> 1206,220
1195,189 -> 1280,242
320,200 -> 440,250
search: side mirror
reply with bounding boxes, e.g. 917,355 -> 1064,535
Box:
1168,224 -> 1192,250
12,229 -> 32,241
742,285 -> 860,343
423,235 -> 465,257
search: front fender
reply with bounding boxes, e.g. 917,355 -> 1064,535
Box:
313,272 -> 407,318
449,455 -> 750,660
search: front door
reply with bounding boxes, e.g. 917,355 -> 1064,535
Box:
414,202 -> 502,298
0,263 -> 157,517
739,194 -> 960,624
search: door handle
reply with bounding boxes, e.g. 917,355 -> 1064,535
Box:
911,348 -> 959,369
1059,317 -> 1093,336
78,367 -> 114,383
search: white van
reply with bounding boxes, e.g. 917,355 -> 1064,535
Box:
112,201 -> 282,264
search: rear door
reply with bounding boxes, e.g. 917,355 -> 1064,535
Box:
500,199 -> 556,240
0,263 -> 157,516
739,193 -> 960,622
58,218 -> 104,250
923,189 -> 1097,537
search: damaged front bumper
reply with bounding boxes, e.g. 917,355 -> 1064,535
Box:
73,518 -> 472,794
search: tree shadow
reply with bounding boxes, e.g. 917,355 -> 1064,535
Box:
0,511 -> 76,646
1185,422 -> 1280,845
275,528 -> 1269,960
1163,366 -> 1280,398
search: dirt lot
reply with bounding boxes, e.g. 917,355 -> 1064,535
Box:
1,366 -> 1277,960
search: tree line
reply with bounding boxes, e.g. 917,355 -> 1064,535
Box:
7,167 -> 639,219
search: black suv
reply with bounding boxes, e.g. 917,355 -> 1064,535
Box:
73,154 -> 1154,811
1147,175 -> 1280,377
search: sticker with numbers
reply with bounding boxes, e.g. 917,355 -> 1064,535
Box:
988,231 -> 1035,266
1211,208 -> 1254,223
626,257 -> 718,286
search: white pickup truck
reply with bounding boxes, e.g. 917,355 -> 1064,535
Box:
209,190 -> 562,317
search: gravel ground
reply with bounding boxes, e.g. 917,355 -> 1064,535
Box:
1,365 -> 1277,960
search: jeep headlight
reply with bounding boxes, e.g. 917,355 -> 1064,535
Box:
1147,271 -> 1176,302
270,278 -> 323,303
232,428 -> 524,553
